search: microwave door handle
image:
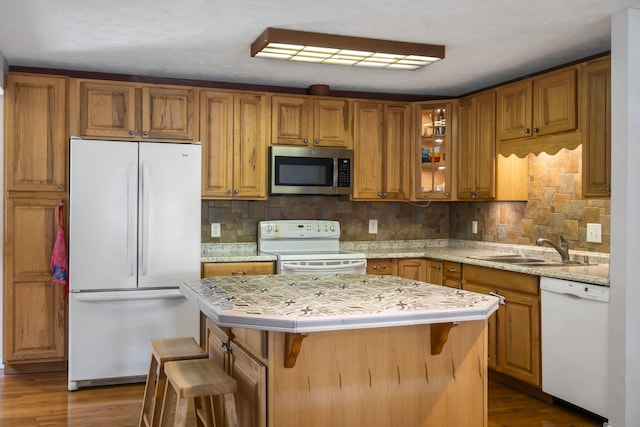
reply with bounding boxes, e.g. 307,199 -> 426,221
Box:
333,157 -> 339,187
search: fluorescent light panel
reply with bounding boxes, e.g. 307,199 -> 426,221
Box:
251,28 -> 445,70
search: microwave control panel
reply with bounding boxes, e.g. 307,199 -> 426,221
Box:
337,158 -> 351,187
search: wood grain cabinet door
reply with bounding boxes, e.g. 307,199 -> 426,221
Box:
74,79 -> 137,139
200,91 -> 234,197
233,93 -> 268,199
4,73 -> 67,192
3,197 -> 67,363
313,98 -> 352,148
230,342 -> 267,427
397,258 -> 427,281
142,86 -> 196,141
271,95 -> 312,146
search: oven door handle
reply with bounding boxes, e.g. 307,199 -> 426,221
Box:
280,260 -> 367,274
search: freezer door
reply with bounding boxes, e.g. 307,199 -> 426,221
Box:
70,139 -> 139,291
137,143 -> 201,288
68,289 -> 199,390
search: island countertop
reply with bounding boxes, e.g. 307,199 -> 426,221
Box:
180,273 -> 500,333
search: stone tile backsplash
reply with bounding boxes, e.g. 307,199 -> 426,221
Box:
203,146 -> 610,253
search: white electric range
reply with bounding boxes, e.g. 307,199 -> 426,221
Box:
257,220 -> 367,275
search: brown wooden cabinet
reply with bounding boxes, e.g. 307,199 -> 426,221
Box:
426,259 -> 462,288
496,67 -> 578,141
366,258 -> 398,276
3,197 -> 68,368
205,319 -> 267,427
202,261 -> 275,278
414,101 -> 455,200
3,73 -> 69,372
200,90 -> 269,199
70,79 -> 197,141
582,55 -> 611,197
462,264 -> 541,387
271,95 -> 352,148
4,73 -> 67,193
353,101 -> 411,200
457,91 -> 496,199
397,258 -> 427,281
367,258 -> 426,281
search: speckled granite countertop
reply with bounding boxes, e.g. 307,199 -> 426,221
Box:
201,240 -> 610,286
180,274 -> 499,333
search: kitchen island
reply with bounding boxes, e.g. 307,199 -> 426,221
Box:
181,274 -> 499,427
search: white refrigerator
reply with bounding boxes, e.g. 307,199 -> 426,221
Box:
68,138 -> 201,391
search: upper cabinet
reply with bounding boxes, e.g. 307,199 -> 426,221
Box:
353,101 -> 411,201
200,90 -> 269,199
271,95 -> 352,147
70,79 -> 197,142
457,91 -> 496,200
496,67 -> 580,156
414,101 -> 455,200
4,73 -> 68,192
496,67 -> 577,140
582,55 -> 611,197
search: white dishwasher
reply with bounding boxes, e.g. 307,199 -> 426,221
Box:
541,277 -> 609,419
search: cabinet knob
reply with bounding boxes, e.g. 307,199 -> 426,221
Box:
233,189 -> 240,195
606,186 -> 612,193
57,184 -> 65,190
524,128 -> 531,134
303,138 -> 309,144
447,268 -> 457,273
129,130 -> 135,136
314,139 -> 320,144
231,271 -> 248,275
489,291 -> 506,305
143,130 -> 149,136
227,189 -> 233,195
533,127 -> 539,134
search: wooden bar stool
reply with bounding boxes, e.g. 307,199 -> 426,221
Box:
139,337 -> 208,427
160,358 -> 238,427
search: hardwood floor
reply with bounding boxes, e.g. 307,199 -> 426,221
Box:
0,370 -> 605,426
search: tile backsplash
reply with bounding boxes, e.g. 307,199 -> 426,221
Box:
203,145 -> 610,253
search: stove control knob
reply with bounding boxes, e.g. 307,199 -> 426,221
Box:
330,224 -> 336,232
265,224 -> 273,233
274,225 -> 280,232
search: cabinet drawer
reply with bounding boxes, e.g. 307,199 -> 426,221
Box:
366,259 -> 398,276
443,261 -> 462,279
231,327 -> 268,361
202,262 -> 274,277
463,264 -> 539,295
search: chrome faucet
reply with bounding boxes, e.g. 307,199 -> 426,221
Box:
536,236 -> 570,263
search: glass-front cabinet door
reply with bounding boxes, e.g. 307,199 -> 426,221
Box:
414,101 -> 454,200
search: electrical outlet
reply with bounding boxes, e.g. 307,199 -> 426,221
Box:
369,219 -> 378,234
210,223 -> 221,238
472,221 -> 478,234
587,223 -> 602,243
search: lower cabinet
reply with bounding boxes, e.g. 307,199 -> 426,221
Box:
202,261 -> 275,278
206,319 -> 267,427
426,259 -> 462,288
367,258 -> 426,281
462,264 -> 541,387
3,196 -> 67,372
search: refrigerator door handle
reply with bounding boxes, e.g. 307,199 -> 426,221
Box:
72,289 -> 186,302
140,161 -> 150,277
127,161 -> 137,277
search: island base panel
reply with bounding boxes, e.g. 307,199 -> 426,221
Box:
267,321 -> 487,427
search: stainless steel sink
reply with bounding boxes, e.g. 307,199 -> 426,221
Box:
468,255 -> 592,267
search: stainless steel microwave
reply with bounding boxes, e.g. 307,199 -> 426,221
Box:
269,146 -> 353,195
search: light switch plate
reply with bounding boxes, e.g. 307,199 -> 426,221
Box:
210,223 -> 221,238
586,223 -> 602,243
472,221 -> 478,234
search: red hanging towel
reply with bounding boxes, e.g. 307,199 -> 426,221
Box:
50,204 -> 69,300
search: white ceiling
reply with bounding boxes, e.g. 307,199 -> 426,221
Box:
1,0 -> 639,97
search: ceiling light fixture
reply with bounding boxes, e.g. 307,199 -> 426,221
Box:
251,28 -> 445,71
